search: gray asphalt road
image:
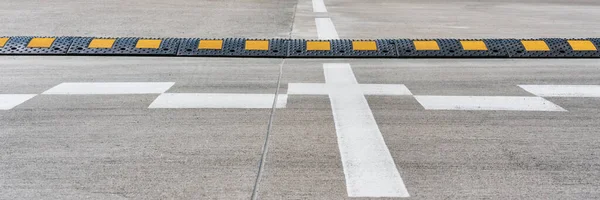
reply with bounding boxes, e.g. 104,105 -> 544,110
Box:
2,0 -> 600,199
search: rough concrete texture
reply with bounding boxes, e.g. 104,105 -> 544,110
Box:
2,0 -> 600,199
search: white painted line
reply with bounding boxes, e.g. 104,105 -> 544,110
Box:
288,83 -> 412,95
276,94 -> 288,108
361,84 -> 413,95
414,96 -> 566,111
312,0 -> 328,12
42,82 -> 175,95
0,94 -> 37,110
315,18 -> 339,40
148,93 -> 287,109
519,85 -> 600,97
324,63 -> 409,197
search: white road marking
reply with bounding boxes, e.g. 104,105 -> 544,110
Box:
42,82 -> 175,95
360,84 -> 413,95
312,0 -> 328,12
0,94 -> 37,110
148,93 -> 287,109
288,83 -> 412,95
519,85 -> 600,97
414,96 -> 566,111
315,18 -> 339,40
276,94 -> 288,108
324,63 -> 409,197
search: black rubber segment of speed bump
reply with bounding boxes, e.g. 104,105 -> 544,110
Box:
177,38 -> 288,57
287,39 -> 397,58
68,37 -> 180,56
505,38 -> 600,58
0,36 -> 74,55
395,39 -> 508,58
589,38 -> 600,54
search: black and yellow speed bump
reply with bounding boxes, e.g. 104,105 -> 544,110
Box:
0,36 -> 599,58
395,39 -> 508,58
68,37 -> 180,55
0,36 -> 73,55
505,38 -> 600,58
178,38 -> 287,57
288,39 -> 397,58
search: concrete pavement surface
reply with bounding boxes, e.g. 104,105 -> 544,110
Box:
2,0 -> 600,199
1,0 -> 297,38
1,57 -> 281,199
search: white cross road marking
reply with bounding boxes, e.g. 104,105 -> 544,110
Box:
519,85 -> 600,97
42,82 -> 175,95
0,94 -> 37,110
414,96 -> 567,111
315,63 -> 410,197
315,18 -> 339,40
288,83 -> 413,95
148,93 -> 287,109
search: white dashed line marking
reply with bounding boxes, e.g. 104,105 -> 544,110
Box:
0,94 -> 37,110
315,18 -> 339,39
312,0 -> 328,12
519,85 -> 600,97
42,82 -> 175,95
414,96 -> 567,111
149,93 -> 287,109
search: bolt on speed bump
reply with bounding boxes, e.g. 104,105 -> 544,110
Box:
289,39 -> 396,58
0,36 -> 597,58
0,36 -> 73,55
68,37 -> 179,55
396,39 -> 508,58
178,38 -> 286,57
505,38 -> 600,58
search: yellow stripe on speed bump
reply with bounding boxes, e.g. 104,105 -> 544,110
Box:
245,40 -> 269,51
568,40 -> 597,51
199,40 -> 223,50
135,39 -> 162,49
27,38 -> 55,48
0,37 -> 8,47
88,39 -> 116,48
307,41 -> 331,51
521,40 -> 549,51
460,41 -> 488,51
413,41 -> 440,51
352,41 -> 377,51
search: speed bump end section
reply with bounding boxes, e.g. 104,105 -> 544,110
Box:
289,39 -> 396,58
68,37 -> 179,55
245,40 -> 269,51
178,38 -> 286,57
88,38 -> 116,48
396,39 -> 508,58
352,41 -> 377,51
198,40 -> 223,50
0,36 -> 73,55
